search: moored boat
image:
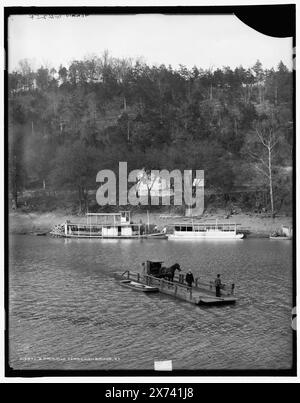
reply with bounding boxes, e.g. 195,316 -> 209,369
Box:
270,226 -> 293,240
143,232 -> 168,239
50,211 -> 166,239
168,220 -> 244,240
119,279 -> 159,292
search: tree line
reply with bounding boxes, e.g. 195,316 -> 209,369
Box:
8,52 -> 293,215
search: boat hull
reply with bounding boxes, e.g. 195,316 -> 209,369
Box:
50,232 -> 167,239
119,280 -> 159,292
143,233 -> 168,239
168,232 -> 244,240
270,236 -> 292,240
197,296 -> 237,306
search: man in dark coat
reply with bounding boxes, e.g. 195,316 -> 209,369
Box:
215,274 -> 222,297
185,270 -> 194,288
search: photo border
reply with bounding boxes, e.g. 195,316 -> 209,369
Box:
4,4 -> 296,378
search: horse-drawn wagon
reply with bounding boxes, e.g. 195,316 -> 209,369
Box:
142,260 -> 181,282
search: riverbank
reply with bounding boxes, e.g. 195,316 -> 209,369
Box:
8,210 -> 293,238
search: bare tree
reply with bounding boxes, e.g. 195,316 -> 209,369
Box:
246,120 -> 280,218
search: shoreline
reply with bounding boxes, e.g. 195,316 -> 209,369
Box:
8,210 -> 293,238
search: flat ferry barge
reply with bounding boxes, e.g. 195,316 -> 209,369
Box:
114,261 -> 237,306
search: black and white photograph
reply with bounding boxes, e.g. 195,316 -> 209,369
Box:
4,4 -> 296,380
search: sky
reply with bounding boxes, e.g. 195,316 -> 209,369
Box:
8,13 -> 293,72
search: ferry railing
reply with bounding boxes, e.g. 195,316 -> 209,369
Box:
141,274 -> 195,299
118,271 -> 193,300
121,270 -> 130,279
67,222 -> 143,238
174,273 -> 235,295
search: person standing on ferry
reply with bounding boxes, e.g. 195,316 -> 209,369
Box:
215,274 -> 222,297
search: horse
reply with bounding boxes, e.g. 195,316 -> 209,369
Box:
158,263 -> 181,282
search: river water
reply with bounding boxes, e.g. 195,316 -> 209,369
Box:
8,235 -> 294,371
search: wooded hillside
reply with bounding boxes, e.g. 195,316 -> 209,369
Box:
8,53 -> 293,214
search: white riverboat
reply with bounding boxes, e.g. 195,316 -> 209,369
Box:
50,211 -> 167,239
168,221 -> 244,240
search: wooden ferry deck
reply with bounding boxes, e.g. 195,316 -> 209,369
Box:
114,271 -> 237,306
